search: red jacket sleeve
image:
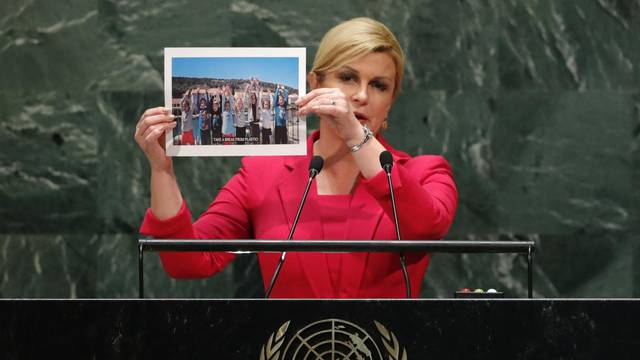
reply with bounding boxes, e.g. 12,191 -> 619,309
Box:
361,155 -> 457,240
139,163 -> 254,279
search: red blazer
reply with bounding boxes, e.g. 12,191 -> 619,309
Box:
140,131 -> 458,298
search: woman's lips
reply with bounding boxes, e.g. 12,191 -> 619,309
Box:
354,111 -> 369,121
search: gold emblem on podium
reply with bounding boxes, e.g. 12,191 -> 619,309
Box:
259,319 -> 407,360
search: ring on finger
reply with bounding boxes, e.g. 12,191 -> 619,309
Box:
330,98 -> 336,106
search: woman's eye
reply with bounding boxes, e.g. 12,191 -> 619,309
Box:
339,74 -> 355,82
373,82 -> 388,91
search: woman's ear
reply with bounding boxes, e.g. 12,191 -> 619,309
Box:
307,72 -> 318,90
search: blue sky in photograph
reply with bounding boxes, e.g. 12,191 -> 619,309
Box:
173,57 -> 299,89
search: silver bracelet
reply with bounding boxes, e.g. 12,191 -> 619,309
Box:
348,124 -> 373,152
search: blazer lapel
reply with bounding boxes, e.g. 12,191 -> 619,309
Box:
339,179 -> 385,297
271,132 -> 408,298
277,156 -> 332,298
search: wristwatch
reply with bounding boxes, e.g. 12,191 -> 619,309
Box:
348,124 -> 373,152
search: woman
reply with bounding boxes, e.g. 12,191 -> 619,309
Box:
179,94 -> 194,145
134,17 -> 457,298
189,90 -> 204,145
259,90 -> 274,144
210,94 -> 223,144
221,87 -> 236,144
234,95 -> 247,144
248,90 -> 261,144
273,85 -> 289,144
197,96 -> 212,145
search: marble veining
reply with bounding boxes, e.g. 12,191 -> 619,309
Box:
0,0 -> 638,298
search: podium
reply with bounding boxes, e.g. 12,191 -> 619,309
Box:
4,240 -> 638,358
1,299 -> 639,358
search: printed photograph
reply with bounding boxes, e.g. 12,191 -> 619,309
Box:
164,47 -> 306,156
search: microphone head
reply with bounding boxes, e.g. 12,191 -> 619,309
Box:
379,150 -> 393,172
309,155 -> 324,176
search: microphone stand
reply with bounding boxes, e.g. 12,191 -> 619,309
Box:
385,170 -> 411,298
380,151 -> 411,298
265,158 -> 323,298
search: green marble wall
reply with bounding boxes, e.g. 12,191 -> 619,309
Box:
0,0 -> 638,298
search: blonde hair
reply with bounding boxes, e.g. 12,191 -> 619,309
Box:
311,17 -> 405,97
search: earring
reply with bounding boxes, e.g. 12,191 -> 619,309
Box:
381,119 -> 389,131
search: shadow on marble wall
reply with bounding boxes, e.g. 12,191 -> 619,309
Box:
0,0 -> 638,298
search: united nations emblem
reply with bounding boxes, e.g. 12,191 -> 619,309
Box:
259,319 -> 407,360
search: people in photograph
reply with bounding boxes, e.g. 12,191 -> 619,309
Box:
172,106 -> 182,145
135,17 -> 458,298
189,89 -> 203,145
246,81 -> 261,144
259,89 -> 274,144
210,92 -> 223,145
197,94 -> 212,145
234,95 -> 247,145
274,85 -> 289,144
180,92 -> 195,145
221,85 -> 236,144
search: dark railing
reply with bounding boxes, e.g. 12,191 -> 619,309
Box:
138,239 -> 535,299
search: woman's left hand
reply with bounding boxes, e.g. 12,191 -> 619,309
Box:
296,88 -> 362,145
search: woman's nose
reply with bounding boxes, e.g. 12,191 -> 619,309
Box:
351,82 -> 369,105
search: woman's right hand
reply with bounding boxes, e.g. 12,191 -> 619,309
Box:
134,107 -> 176,173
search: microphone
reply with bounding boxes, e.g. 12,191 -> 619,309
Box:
380,150 -> 393,173
308,155 -> 324,179
265,155 -> 324,298
379,150 -> 411,298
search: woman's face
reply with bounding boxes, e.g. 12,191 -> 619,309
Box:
224,102 -> 230,112
317,52 -> 396,134
213,102 -> 220,112
182,101 -> 190,112
262,99 -> 270,109
199,99 -> 207,110
277,95 -> 285,106
250,93 -> 257,104
237,98 -> 244,109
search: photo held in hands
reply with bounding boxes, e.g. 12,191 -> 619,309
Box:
164,47 -> 306,156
